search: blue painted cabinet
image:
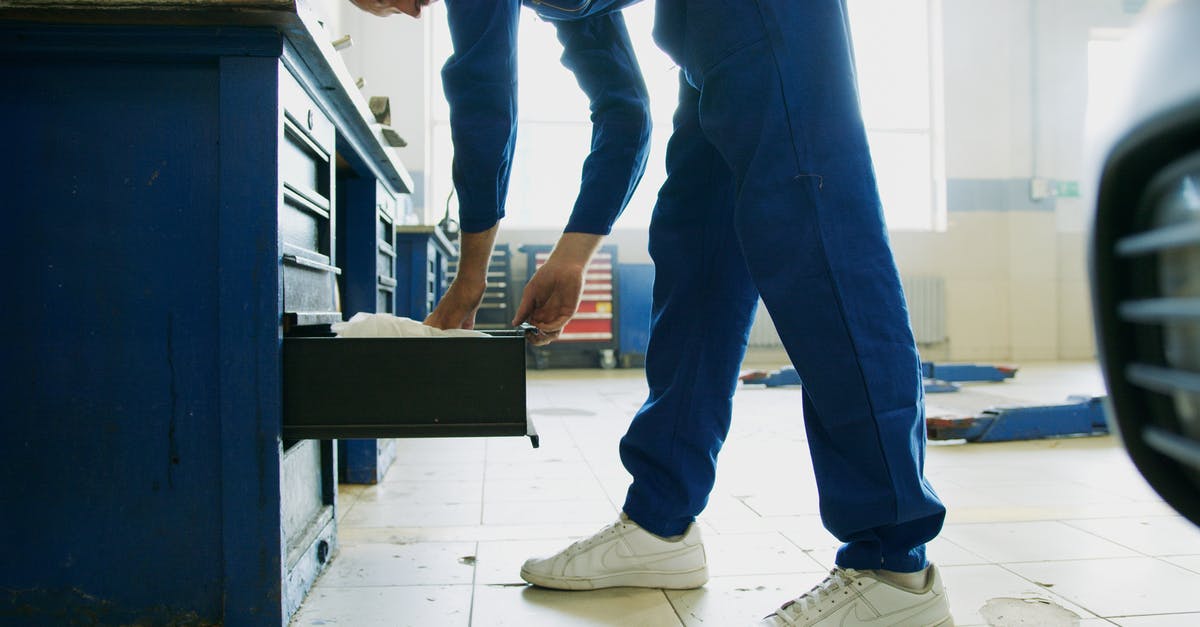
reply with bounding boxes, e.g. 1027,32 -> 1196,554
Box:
395,226 -> 458,320
337,177 -> 401,484
0,9 -> 413,625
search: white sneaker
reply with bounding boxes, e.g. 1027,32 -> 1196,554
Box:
757,565 -> 953,626
520,513 -> 709,590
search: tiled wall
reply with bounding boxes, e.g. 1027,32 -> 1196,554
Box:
890,212 -> 1094,362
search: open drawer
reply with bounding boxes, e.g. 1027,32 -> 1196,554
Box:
282,330 -> 537,445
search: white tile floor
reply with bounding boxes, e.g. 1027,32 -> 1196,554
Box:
292,359 -> 1200,626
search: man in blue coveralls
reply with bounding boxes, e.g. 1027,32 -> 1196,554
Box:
351,0 -> 951,624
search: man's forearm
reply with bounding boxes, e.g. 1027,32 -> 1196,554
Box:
555,13 -> 652,235
454,224 -> 500,289
547,232 -> 604,272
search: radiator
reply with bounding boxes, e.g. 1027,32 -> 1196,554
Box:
747,276 -> 947,347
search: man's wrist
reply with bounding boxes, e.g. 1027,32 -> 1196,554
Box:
548,232 -> 604,268
455,224 -> 499,282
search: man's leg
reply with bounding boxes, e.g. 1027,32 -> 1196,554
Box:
618,74 -> 760,538
683,0 -> 945,576
673,0 -> 949,623
519,73 -> 759,590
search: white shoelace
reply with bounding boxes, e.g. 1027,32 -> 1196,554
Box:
771,568 -> 864,624
562,519 -> 626,556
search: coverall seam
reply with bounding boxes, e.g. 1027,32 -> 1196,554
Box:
751,0 -> 901,554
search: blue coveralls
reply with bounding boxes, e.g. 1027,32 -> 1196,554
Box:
442,0 -> 946,574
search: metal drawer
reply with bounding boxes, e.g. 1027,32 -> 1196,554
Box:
280,69 -> 335,158
282,331 -> 536,444
282,245 -> 341,315
280,69 -> 340,322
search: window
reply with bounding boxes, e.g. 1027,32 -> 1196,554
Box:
1085,29 -> 1131,138
428,1 -> 943,231
847,0 -> 944,231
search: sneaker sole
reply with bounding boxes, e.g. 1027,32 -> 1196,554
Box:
519,565 -> 709,591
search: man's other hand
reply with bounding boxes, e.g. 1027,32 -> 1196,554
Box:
513,259 -> 587,347
512,233 -> 603,347
424,277 -> 485,330
348,0 -> 433,18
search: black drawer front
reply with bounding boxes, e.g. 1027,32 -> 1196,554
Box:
282,333 -> 530,440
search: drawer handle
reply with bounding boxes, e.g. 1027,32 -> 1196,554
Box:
282,254 -> 342,275
378,276 -> 398,288
283,184 -> 331,219
282,115 -> 330,162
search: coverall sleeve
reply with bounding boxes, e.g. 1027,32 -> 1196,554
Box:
555,12 -> 653,235
441,0 -> 521,234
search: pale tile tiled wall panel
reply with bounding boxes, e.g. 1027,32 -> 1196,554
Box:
1007,213 -> 1057,280
944,277 -> 1012,360
1057,233 -> 1097,360
1009,279 -> 1060,360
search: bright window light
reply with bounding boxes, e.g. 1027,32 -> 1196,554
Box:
1086,31 -> 1131,139
429,1 -> 943,232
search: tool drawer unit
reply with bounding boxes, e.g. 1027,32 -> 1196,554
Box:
520,244 -> 621,369
335,173 -> 405,485
448,243 -> 516,330
2,7 -> 532,626
338,177 -> 402,317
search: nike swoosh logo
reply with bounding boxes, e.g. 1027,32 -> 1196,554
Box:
598,539 -> 699,571
842,593 -> 946,626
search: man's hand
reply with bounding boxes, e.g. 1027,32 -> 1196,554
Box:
425,277 -> 485,330
347,0 -> 433,18
513,233 -> 603,347
425,224 -> 498,330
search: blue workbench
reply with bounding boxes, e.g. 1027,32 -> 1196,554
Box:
1,2 -> 415,624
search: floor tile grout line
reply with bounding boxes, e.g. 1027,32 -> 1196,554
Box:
467,539 -> 479,627
560,414 -> 625,513
480,438 -> 490,526
1057,517 -> 1200,562
927,534 -> 989,564
662,588 -> 688,627
991,560 -> 1106,621
775,529 -> 837,572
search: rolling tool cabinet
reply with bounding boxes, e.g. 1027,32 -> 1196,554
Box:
1,2 -> 533,624
520,244 -> 621,369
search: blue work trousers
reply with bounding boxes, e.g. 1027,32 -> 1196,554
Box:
619,0 -> 947,573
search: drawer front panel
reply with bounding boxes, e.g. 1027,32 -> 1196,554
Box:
280,68 -> 340,319
282,250 -> 341,314
282,333 -> 530,440
377,249 -> 395,279
280,69 -> 335,157
377,288 -> 394,314
281,440 -> 325,549
280,192 -> 327,253
378,213 -> 393,244
281,126 -> 327,197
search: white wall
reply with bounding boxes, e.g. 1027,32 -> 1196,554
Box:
896,0 -> 1136,362
326,2 -> 432,215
